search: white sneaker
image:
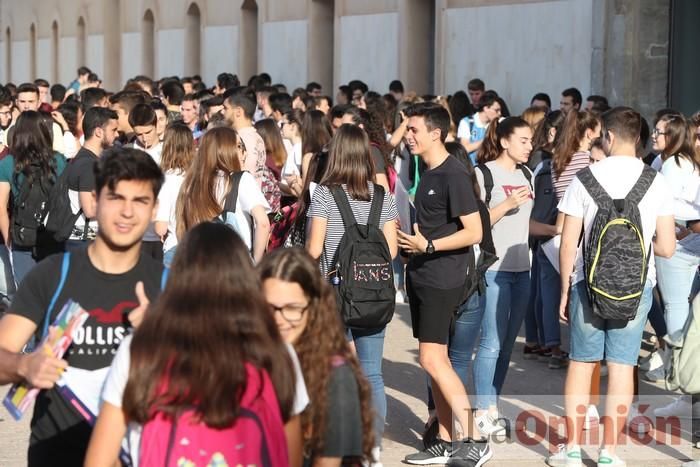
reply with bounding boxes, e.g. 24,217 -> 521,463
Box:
639,347 -> 665,372
627,404 -> 652,434
653,397 -> 699,419
369,446 -> 382,467
597,448 -> 626,466
545,444 -> 583,466
474,411 -> 506,437
643,364 -> 666,382
583,404 -> 600,430
395,289 -> 406,303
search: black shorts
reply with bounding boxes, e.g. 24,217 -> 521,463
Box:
407,275 -> 465,344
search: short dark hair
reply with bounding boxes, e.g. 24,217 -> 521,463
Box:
128,103 -> 157,128
94,147 -> 164,199
476,90 -> 499,111
330,104 -> 352,121
216,73 -> 240,91
16,83 -> 39,96
348,80 -> 368,95
34,78 -> 49,88
50,84 -> 67,103
223,87 -> 256,120
587,95 -> 610,113
150,99 -> 167,114
315,95 -> 332,108
87,73 -> 100,84
530,92 -> 551,109
269,92 -> 293,115
78,66 -> 92,77
181,77 -> 193,85
468,78 -> 485,92
161,80 -> 185,105
405,102 -> 451,143
562,87 -> 583,107
182,93 -> 196,103
389,80 -> 404,93
341,106 -> 368,127
0,85 -> 12,106
83,107 -> 119,139
601,106 -> 642,144
80,87 -> 108,111
110,90 -> 147,114
258,73 -> 272,85
305,81 -> 322,93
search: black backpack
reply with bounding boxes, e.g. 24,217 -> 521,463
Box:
44,167 -> 85,242
461,199 -> 499,304
477,163 -> 533,206
11,165 -> 54,248
330,185 -> 395,330
578,165 -> 656,321
528,157 -> 559,248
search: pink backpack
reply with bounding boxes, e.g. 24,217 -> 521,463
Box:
138,363 -> 288,467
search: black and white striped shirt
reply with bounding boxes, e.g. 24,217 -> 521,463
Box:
308,183 -> 399,278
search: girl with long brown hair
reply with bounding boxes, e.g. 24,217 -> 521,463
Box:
86,222 -> 308,467
155,122 -> 194,265
473,117 -> 534,436
306,124 -> 398,459
176,126 -> 270,262
259,248 -> 374,466
255,117 -> 287,182
551,109 -> 601,201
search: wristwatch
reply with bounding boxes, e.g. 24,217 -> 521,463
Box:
425,239 -> 435,255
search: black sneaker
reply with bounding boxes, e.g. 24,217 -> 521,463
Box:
447,438 -> 493,467
404,438 -> 453,465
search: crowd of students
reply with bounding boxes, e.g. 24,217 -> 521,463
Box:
0,69 -> 698,467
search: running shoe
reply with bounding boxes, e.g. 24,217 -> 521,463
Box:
546,443 -> 583,466
597,448 -> 626,466
404,438 -> 453,465
447,438 -> 493,467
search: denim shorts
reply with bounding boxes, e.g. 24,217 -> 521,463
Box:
569,281 -> 652,366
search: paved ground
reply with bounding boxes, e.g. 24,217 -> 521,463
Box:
1,303 -> 698,466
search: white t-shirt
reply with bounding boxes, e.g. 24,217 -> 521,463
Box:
155,169 -> 185,252
101,335 -> 309,467
215,171 -> 271,251
281,141 -> 303,178
659,156 -> 700,222
558,156 -> 674,286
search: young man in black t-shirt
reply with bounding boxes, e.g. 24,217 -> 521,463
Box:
398,103 -> 491,465
65,107 -> 119,250
0,148 -> 164,467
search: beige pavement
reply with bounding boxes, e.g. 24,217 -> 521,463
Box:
1,303 -> 697,466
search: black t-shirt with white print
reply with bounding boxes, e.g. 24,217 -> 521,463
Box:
9,247 -> 163,467
407,154 -> 479,289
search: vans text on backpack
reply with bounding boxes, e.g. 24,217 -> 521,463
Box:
578,165 -> 656,321
330,185 -> 395,330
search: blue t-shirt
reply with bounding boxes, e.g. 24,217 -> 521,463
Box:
0,153 -> 67,198
457,115 -> 488,165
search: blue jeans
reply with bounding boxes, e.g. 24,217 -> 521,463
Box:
656,246 -> 700,344
11,249 -> 36,286
474,270 -> 531,410
0,245 -> 16,303
569,281 -> 652,365
427,293 -> 482,410
347,326 -> 386,445
536,247 -> 562,347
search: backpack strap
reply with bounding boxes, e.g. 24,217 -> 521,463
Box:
625,165 -> 657,205
476,164 -> 494,207
577,167 -> 613,206
222,171 -> 245,213
518,164 -> 533,191
368,184 -> 385,229
330,186 -> 358,228
41,252 -> 71,339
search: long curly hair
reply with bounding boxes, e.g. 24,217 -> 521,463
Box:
257,248 -> 375,462
552,110 -> 600,176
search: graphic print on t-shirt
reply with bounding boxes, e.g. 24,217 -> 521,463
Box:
502,184 -> 534,199
69,300 -> 137,361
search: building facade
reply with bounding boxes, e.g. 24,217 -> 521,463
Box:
0,0 -> 697,116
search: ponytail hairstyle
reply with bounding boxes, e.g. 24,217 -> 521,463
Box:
552,110 -> 601,176
657,113 -> 699,170
531,110 -> 565,154
477,116 -> 531,163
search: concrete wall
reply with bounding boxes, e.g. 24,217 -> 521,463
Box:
0,0 -> 672,117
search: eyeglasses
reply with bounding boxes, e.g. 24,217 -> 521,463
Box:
268,303 -> 309,323
652,129 -> 667,137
